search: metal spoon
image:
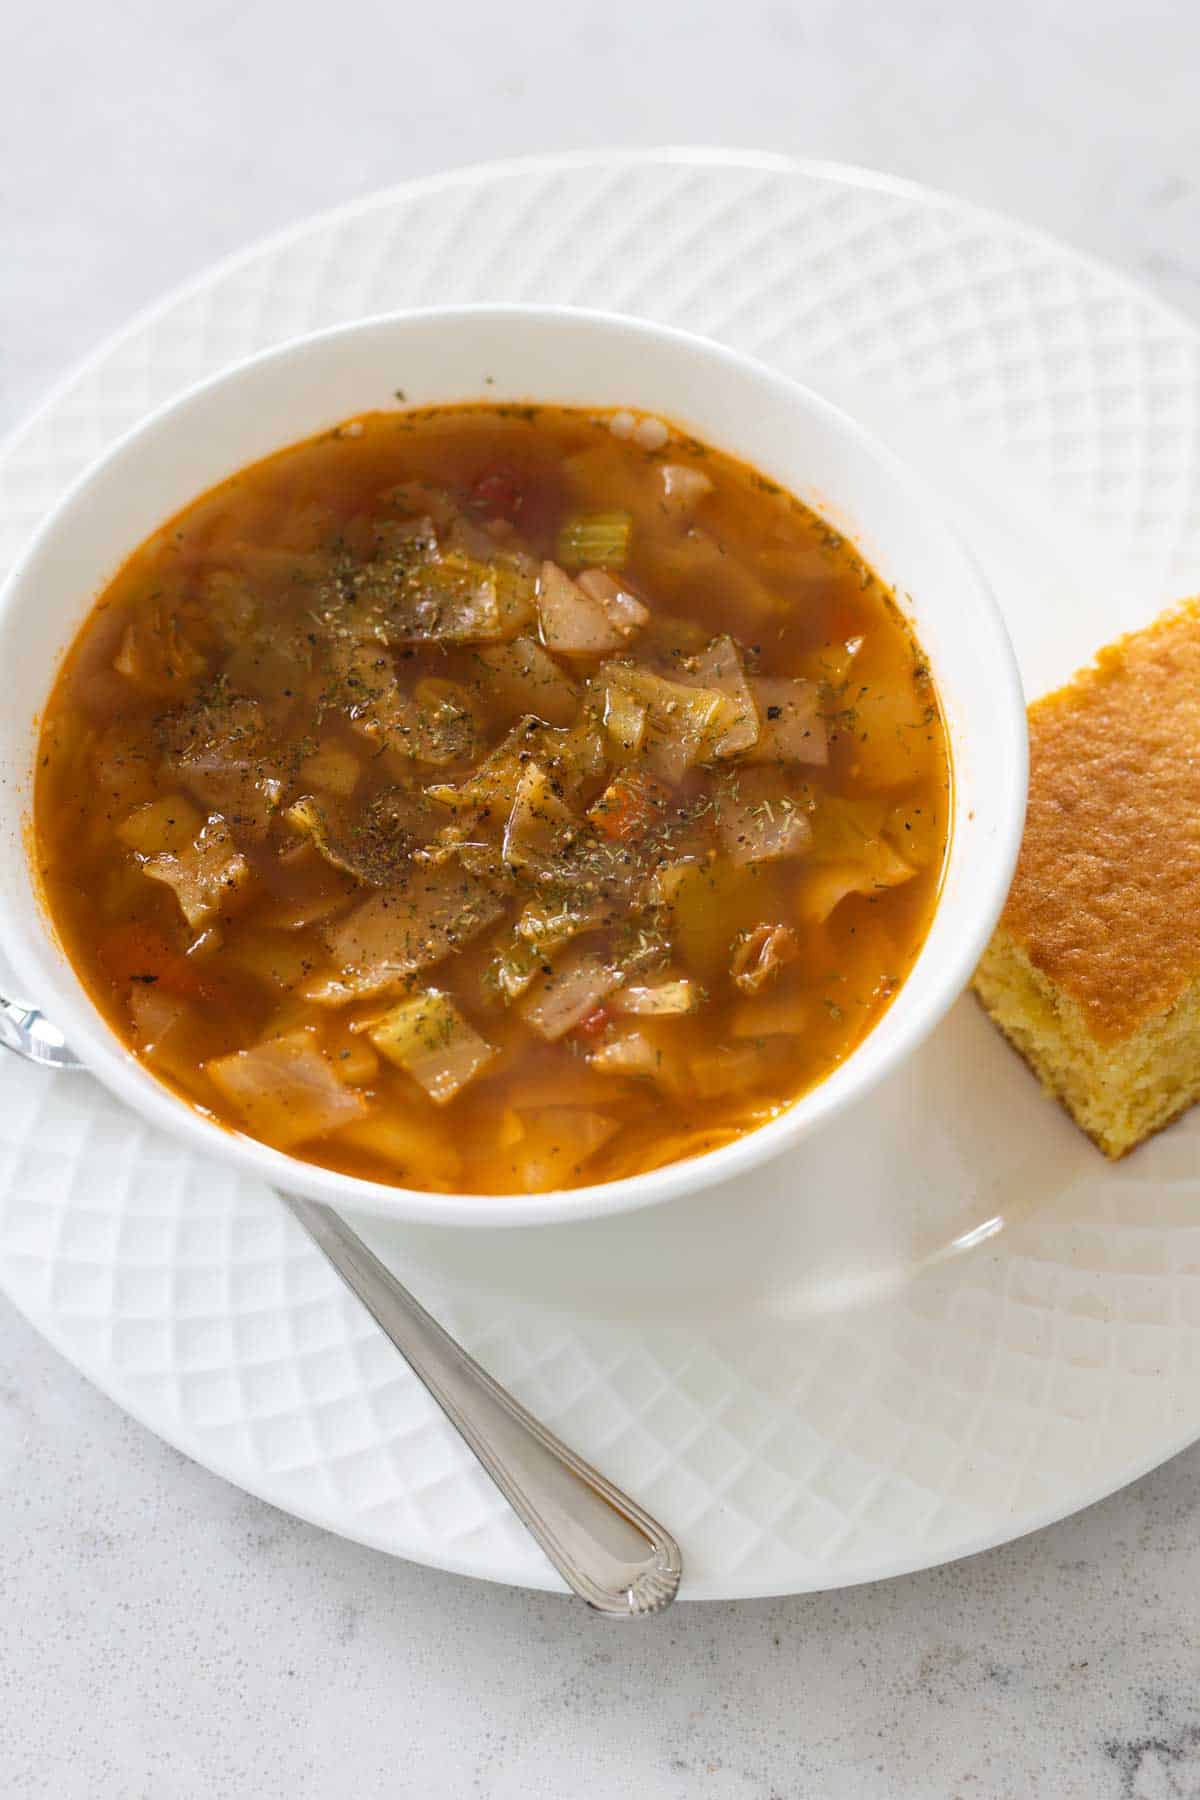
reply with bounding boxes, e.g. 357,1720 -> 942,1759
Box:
0,990 -> 681,1614
0,996 -> 80,1070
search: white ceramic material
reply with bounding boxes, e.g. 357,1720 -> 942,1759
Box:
0,304 -> 1025,1228
3,151 -> 1200,1600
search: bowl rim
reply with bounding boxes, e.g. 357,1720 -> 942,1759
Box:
0,302 -> 1028,1228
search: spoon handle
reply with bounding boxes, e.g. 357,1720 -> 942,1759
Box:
281,1194 -> 682,1615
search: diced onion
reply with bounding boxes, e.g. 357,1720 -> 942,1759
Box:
128,984 -> 189,1052
537,562 -> 633,657
659,463 -> 714,514
746,677 -> 828,766
474,637 -> 578,726
681,637 -> 759,756
575,569 -> 650,637
715,771 -> 813,866
519,945 -> 620,1040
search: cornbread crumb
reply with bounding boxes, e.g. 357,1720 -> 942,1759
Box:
973,598 -> 1200,1157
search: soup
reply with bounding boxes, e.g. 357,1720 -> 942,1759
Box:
34,405 -> 950,1194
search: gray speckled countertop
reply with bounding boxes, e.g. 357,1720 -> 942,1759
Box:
7,5 -> 1200,1794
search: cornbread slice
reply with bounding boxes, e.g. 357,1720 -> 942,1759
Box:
973,599 -> 1200,1157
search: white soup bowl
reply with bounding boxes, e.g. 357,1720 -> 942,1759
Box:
0,307 -> 1026,1226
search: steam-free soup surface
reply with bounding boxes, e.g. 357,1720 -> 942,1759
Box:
36,405 -> 950,1193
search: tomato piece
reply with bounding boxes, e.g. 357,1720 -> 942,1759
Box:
586,771 -> 666,842
573,1005 -> 611,1040
471,471 -> 524,520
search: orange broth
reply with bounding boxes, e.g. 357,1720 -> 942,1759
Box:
34,405 -> 950,1193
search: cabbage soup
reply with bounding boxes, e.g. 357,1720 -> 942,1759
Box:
35,405 -> 951,1193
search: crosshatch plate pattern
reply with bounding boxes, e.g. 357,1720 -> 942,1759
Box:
4,151 -> 1200,1597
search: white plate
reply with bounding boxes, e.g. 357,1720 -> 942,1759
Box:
4,149 -> 1200,1599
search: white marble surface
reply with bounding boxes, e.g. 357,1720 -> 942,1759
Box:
7,3 -> 1200,1794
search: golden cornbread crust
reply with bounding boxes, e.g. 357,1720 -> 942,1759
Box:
999,599 -> 1200,1045
974,598 -> 1200,1158
974,930 -> 1200,1158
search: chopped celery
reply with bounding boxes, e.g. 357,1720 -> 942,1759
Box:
555,511 -> 632,571
369,989 -> 497,1103
612,975 -> 699,1016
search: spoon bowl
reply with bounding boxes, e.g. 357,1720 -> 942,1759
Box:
0,996 -> 82,1070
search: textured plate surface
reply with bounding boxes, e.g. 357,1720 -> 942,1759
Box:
4,149 -> 1200,1598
